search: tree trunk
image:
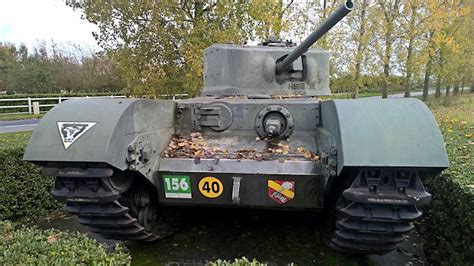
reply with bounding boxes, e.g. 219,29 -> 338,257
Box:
404,68 -> 412,97
422,57 -> 433,101
352,0 -> 369,99
382,45 -> 390,99
382,25 -> 393,99
404,4 -> 417,98
353,70 -> 360,99
453,83 -> 459,96
435,77 -> 441,98
445,85 -> 450,97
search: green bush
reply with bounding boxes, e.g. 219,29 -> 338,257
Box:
0,221 -> 131,265
0,132 -> 60,221
420,95 -> 474,264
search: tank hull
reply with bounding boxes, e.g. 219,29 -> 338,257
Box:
23,96 -> 448,254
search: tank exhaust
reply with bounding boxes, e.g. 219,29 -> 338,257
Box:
275,0 -> 354,75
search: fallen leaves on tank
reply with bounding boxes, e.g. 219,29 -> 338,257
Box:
163,132 -> 320,161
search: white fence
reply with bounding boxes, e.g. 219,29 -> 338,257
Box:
0,95 -> 126,115
0,94 -> 190,116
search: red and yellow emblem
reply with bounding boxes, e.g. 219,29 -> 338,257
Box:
267,180 -> 295,205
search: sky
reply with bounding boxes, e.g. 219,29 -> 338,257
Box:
0,0 -> 98,52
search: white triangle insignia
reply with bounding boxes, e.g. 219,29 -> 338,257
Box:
57,122 -> 96,149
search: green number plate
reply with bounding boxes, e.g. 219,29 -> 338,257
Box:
162,175 -> 192,199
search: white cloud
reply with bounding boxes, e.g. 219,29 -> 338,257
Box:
0,0 -> 98,51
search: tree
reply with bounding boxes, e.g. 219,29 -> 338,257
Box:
0,41 -> 124,94
399,0 -> 424,97
421,0 -> 471,100
346,0 -> 373,98
69,1 -> 280,97
376,0 -> 401,98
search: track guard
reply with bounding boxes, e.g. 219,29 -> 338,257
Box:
320,98 -> 449,174
23,98 -> 175,181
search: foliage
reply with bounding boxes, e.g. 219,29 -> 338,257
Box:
419,94 -> 474,264
0,42 -> 125,94
0,132 -> 61,221
68,1 -> 472,98
70,2 -> 252,97
0,221 -> 131,265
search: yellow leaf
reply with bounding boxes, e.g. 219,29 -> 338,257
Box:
465,134 -> 472,138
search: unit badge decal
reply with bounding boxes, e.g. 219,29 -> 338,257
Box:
268,180 -> 295,205
57,122 -> 96,149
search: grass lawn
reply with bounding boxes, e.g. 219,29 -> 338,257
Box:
0,113 -> 43,121
427,94 -> 473,184
419,93 -> 473,264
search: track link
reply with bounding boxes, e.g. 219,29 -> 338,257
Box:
330,169 -> 431,254
53,174 -> 178,242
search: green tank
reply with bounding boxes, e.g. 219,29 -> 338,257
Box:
24,0 -> 448,254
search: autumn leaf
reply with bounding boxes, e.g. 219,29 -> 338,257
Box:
47,235 -> 58,244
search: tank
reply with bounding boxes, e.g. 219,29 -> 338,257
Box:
24,0 -> 449,254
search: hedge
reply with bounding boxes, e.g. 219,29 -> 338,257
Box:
420,95 -> 474,265
0,221 -> 131,265
0,132 -> 60,221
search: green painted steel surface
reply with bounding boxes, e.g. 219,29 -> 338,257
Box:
320,98 -> 449,173
23,99 -> 175,171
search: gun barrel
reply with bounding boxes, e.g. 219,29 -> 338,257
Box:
275,0 -> 354,75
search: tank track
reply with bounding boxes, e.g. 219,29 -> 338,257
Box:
52,175 -> 178,242
330,169 -> 431,254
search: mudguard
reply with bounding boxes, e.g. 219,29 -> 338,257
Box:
24,99 -> 175,179
320,98 -> 449,174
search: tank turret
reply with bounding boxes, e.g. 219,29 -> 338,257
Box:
203,0 -> 354,97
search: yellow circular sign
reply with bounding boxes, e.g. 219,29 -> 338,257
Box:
198,176 -> 224,198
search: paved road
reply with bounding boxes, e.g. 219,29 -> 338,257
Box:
367,89 -> 436,99
0,119 -> 40,133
